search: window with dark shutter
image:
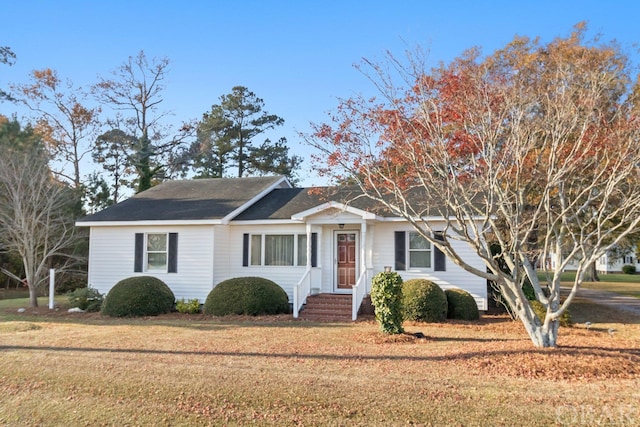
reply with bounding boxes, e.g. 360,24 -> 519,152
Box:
168,233 -> 178,273
434,231 -> 446,271
394,231 -> 406,270
134,233 -> 144,272
242,233 -> 249,267
311,232 -> 318,267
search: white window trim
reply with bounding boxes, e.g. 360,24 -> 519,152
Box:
249,233 -> 308,267
407,231 -> 434,271
146,232 -> 168,272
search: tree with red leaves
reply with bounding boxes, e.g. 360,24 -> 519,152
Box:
308,24 -> 640,347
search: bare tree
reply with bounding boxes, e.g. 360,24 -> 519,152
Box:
0,125 -> 84,307
11,69 -> 101,189
93,51 -> 193,193
308,25 -> 640,347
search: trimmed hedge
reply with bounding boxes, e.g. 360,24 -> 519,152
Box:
402,279 -> 447,323
203,277 -> 289,316
101,276 -> 175,317
445,288 -> 479,321
621,264 -> 636,274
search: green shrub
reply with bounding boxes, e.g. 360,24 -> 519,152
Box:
402,279 -> 447,323
530,300 -> 572,327
445,288 -> 479,321
370,271 -> 404,334
203,277 -> 289,316
621,264 -> 636,274
101,276 -> 175,317
176,298 -> 201,314
67,286 -> 104,312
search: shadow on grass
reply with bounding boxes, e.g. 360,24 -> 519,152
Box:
1,343 -> 637,364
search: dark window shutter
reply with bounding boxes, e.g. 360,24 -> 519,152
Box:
134,233 -> 144,272
311,232 -> 318,267
242,233 -> 249,267
168,233 -> 178,273
394,231 -> 406,271
434,231 -> 446,271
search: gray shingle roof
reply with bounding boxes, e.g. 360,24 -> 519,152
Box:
234,186 -> 396,220
77,176 -> 286,222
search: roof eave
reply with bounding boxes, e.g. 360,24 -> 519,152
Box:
221,176 -> 292,224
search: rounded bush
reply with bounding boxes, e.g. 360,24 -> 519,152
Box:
402,279 -> 447,322
203,277 -> 289,316
530,300 -> 572,327
445,288 -> 479,320
621,264 -> 636,275
101,276 -> 175,317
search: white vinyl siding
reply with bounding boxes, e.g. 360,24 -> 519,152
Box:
372,222 -> 488,310
87,225 -> 214,301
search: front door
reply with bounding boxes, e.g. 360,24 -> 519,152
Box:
335,232 -> 357,291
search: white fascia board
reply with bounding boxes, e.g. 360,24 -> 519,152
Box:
221,176 -> 291,224
379,216 -> 488,222
75,219 -> 224,227
291,201 -> 382,222
230,219 -> 304,226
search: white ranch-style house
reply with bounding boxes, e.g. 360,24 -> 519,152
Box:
76,176 -> 487,319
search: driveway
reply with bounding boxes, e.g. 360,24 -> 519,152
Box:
574,288 -> 640,316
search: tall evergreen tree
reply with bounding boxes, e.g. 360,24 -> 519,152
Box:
190,86 -> 301,181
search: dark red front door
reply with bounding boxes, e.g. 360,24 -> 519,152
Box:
336,233 -> 356,290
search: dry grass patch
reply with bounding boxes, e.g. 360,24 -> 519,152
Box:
1,298 -> 639,426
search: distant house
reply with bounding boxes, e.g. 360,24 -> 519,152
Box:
596,250 -> 640,274
76,176 -> 487,319
547,245 -> 639,274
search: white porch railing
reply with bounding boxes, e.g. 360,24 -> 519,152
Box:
293,267 -> 312,318
351,269 -> 371,321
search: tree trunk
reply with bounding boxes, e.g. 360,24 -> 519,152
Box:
586,261 -> 600,282
498,279 -> 559,347
29,284 -> 38,307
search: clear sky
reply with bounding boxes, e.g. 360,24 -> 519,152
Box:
2,0 -> 639,187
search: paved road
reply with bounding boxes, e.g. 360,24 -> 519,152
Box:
573,288 -> 640,316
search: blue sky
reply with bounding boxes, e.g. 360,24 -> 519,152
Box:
2,0 -> 639,187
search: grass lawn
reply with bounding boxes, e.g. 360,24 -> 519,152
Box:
1,297 -> 639,426
538,271 -> 640,298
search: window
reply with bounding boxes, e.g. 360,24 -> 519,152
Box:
250,235 -> 262,266
247,233 -> 308,266
265,235 -> 294,266
146,233 -> 168,270
134,233 -> 177,273
297,234 -> 307,266
408,232 -> 432,269
395,231 -> 445,271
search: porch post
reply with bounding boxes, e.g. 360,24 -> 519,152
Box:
360,222 -> 367,283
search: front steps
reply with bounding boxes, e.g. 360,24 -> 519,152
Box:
298,294 -> 373,321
